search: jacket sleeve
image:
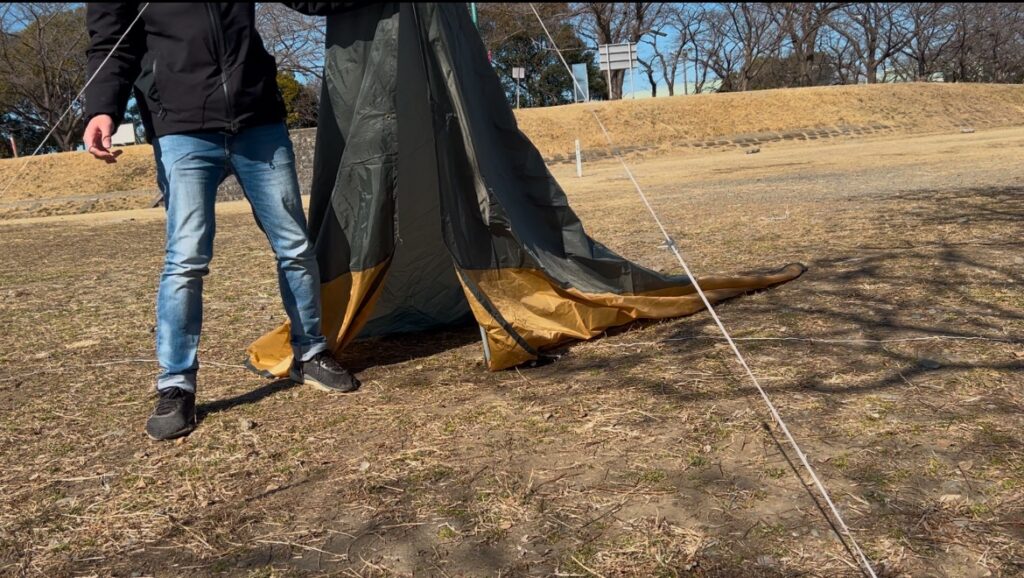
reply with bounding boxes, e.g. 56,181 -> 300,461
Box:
84,3 -> 144,126
280,2 -> 373,16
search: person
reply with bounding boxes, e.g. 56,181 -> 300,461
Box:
83,3 -> 364,441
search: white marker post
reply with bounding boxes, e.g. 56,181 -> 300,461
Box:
575,139 -> 582,177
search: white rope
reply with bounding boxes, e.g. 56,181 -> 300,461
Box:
0,3 -> 150,199
526,5 -> 878,577
593,112 -> 880,578
528,4 -> 589,103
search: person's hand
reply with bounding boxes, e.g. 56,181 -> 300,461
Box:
83,114 -> 123,163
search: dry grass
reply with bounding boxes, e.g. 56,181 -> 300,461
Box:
1,100 -> 1023,577
518,82 -> 1024,157
1,83 -> 1023,218
0,145 -> 155,203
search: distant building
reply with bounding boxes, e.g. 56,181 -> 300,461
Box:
111,123 -> 137,146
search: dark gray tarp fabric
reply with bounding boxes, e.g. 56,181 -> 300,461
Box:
309,3 -> 471,337
247,2 -> 805,374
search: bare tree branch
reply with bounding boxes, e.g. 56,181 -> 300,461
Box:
255,4 -> 326,81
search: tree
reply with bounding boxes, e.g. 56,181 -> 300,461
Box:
255,3 -> 326,82
940,3 -> 1024,84
658,4 -> 711,95
573,3 -> 670,99
776,2 -> 845,87
695,7 -> 737,91
707,3 -> 785,92
723,51 -> 839,90
832,3 -> 910,83
899,2 -> 956,81
0,116 -> 45,158
819,23 -> 860,84
686,6 -> 719,94
479,3 -> 605,106
977,3 -> 1024,83
0,3 -> 88,153
639,4 -> 705,97
255,4 -> 325,127
276,72 -> 319,128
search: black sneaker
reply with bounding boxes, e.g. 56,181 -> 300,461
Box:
145,387 -> 196,441
290,352 -> 361,393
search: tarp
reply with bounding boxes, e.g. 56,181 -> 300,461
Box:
246,3 -> 805,375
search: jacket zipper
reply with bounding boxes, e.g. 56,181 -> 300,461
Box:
205,3 -> 237,132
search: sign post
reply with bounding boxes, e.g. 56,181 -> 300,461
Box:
604,55 -> 612,99
511,67 -> 525,109
598,42 -> 637,100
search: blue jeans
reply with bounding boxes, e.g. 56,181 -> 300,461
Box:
153,123 -> 327,393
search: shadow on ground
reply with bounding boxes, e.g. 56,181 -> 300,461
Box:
88,184 -> 1024,576
4,174 -> 1021,577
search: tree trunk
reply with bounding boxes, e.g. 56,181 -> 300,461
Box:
606,69 -> 626,100
866,63 -> 878,83
644,67 -> 657,97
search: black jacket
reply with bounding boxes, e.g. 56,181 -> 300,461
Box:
85,3 -> 363,138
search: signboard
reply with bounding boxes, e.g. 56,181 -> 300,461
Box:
571,63 -> 589,102
511,67 -> 526,109
598,42 -> 637,72
598,42 -> 638,99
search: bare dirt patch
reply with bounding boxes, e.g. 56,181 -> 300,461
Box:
0,127 -> 1022,577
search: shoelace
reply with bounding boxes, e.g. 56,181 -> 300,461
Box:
155,388 -> 188,413
313,353 -> 345,372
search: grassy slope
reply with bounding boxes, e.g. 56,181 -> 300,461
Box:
0,83 -> 1022,207
519,82 -> 1024,155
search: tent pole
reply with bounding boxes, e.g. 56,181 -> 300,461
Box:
479,325 -> 491,366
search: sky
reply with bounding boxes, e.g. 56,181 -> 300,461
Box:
516,7 -> 710,100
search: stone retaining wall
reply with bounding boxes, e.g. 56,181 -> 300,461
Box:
216,127 -> 318,202
553,123 -> 900,165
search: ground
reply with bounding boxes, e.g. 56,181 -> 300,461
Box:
1,119 -> 1023,576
